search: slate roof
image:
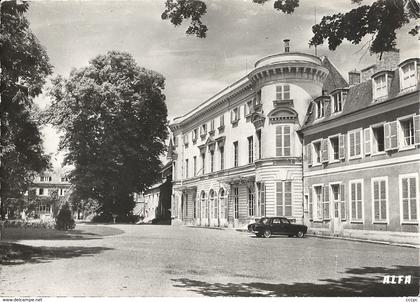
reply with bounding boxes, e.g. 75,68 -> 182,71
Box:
321,56 -> 348,94
301,63 -> 416,129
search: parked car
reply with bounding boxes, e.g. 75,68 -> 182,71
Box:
247,217 -> 307,238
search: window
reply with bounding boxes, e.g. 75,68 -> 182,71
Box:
350,180 -> 363,222
384,121 -> 399,151
40,176 -> 51,182
372,177 -> 388,223
173,135 -> 178,147
400,62 -> 416,90
348,130 -> 362,159
184,194 -> 189,218
183,133 -> 189,146
233,141 -> 239,167
38,188 -> 44,196
276,181 -> 292,217
312,141 -> 321,164
59,188 -> 66,196
192,129 -> 198,142
248,136 -> 254,163
220,146 -> 224,170
248,187 -> 255,217
373,74 -> 387,99
193,198 -> 197,219
231,107 -> 240,123
233,187 -> 239,219
258,182 -> 266,217
200,124 -> 207,137
185,159 -> 189,178
330,184 -> 342,219
219,115 -> 225,129
210,190 -> 217,219
315,100 -> 324,119
332,91 -> 346,113
210,151 -> 214,173
245,100 -> 253,116
400,118 -> 415,148
210,120 -> 215,132
39,202 -> 51,213
172,161 -> 176,181
256,90 -> 262,105
220,189 -> 228,220
372,125 -> 385,153
257,130 -> 262,160
193,156 -> 197,176
276,125 -> 291,157
61,176 -> 69,182
329,136 -> 339,161
313,185 -> 323,220
201,191 -> 207,219
201,153 -> 205,174
400,174 -> 418,223
276,84 -> 290,100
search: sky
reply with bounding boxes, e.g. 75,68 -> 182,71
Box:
27,0 -> 419,163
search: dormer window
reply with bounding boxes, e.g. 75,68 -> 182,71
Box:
372,71 -> 393,101
374,74 -> 387,98
276,84 -> 290,101
315,100 -> 324,119
332,91 -> 347,113
400,60 -> 417,91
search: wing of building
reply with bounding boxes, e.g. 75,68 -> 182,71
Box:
167,45 -> 419,245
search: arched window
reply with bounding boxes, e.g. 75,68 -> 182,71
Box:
219,188 -> 227,219
209,189 -> 216,219
200,191 -> 206,218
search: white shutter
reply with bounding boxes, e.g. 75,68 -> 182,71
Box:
364,128 -> 371,155
389,121 -> 398,150
384,123 -> 391,151
413,115 -> 420,145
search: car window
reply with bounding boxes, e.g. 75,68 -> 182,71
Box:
261,218 -> 269,224
272,218 -> 281,224
280,218 -> 290,224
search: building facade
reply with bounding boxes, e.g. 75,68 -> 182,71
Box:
169,44 -> 346,229
169,45 -> 419,244
301,53 -> 419,244
134,162 -> 172,223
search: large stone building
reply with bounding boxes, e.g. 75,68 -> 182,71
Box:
169,42 -> 346,229
168,43 -> 419,244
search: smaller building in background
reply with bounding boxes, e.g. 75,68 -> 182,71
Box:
26,168 -> 72,220
134,162 -> 172,223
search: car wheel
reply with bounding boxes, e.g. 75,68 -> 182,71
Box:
296,231 -> 305,238
263,230 -> 271,238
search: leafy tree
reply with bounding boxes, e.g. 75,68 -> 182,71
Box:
161,0 -> 419,55
0,0 -> 52,219
46,51 -> 168,220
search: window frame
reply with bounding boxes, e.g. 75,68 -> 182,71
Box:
312,184 -> 324,222
370,123 -> 386,155
398,114 -> 416,151
315,100 -> 325,120
311,139 -> 322,166
347,128 -> 363,160
233,141 -> 239,167
399,173 -> 419,224
276,124 -> 292,157
371,176 -> 389,224
328,135 -> 340,163
248,136 -> 254,164
349,179 -> 364,223
276,84 -> 291,101
276,181 -> 293,217
373,73 -> 388,100
331,91 -> 347,114
399,61 -> 417,91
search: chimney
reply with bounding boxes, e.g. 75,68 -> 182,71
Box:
376,50 -> 400,72
348,70 -> 361,86
283,39 -> 290,53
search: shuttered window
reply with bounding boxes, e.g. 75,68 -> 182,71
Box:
400,118 -> 415,148
348,130 -> 362,158
414,115 -> 420,145
321,139 -> 329,163
323,185 -> 330,219
372,178 -> 387,222
276,125 -> 291,157
313,185 -> 323,220
276,181 -> 292,217
364,128 -> 371,155
384,121 -> 398,151
350,180 -> 363,222
400,175 -> 418,222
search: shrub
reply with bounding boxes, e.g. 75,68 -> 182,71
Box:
55,203 -> 75,231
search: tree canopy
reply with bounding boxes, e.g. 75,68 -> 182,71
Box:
46,51 -> 168,219
0,0 -> 52,219
161,0 -> 420,55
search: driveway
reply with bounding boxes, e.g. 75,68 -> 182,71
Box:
0,223 -> 418,297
